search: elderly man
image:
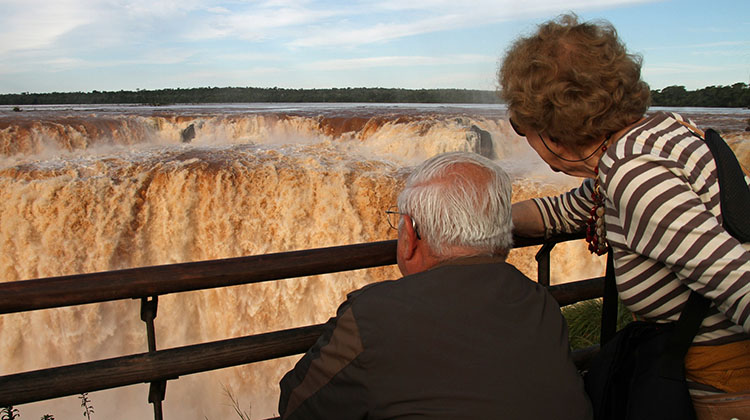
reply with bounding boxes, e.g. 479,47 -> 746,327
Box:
278,151 -> 592,419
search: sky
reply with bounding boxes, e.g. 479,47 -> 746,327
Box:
0,0 -> 748,94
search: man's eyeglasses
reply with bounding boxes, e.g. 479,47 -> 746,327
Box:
385,206 -> 420,239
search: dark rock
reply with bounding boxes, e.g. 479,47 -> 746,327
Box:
468,125 -> 495,159
181,124 -> 196,143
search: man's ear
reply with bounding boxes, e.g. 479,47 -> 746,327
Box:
401,214 -> 419,261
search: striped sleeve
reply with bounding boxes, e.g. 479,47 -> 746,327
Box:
533,178 -> 595,237
601,113 -> 750,341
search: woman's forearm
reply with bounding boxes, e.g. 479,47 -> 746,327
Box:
512,199 -> 546,238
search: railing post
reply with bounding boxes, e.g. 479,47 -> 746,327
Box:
534,241 -> 555,287
140,296 -> 166,420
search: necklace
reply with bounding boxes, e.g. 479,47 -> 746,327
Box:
540,131 -> 610,163
586,140 -> 610,256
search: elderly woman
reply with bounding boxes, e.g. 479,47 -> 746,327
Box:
500,13 -> 750,417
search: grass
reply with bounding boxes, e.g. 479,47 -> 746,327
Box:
2,393 -> 89,420
562,298 -> 634,350
79,393 -> 94,420
222,384 -> 251,420
1,407 -> 20,420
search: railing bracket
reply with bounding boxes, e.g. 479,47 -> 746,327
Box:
140,296 -> 165,420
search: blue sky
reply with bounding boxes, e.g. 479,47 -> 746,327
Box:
0,0 -> 748,94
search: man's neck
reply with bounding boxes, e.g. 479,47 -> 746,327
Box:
430,254 -> 507,271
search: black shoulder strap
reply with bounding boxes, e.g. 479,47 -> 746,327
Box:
659,290 -> 710,379
599,249 -> 617,345
703,129 -> 750,242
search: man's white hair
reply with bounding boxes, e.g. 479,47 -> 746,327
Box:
397,151 -> 514,258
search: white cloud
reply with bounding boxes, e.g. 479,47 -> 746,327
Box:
418,70 -> 499,90
210,52 -> 287,62
0,52 -> 87,74
0,0 -> 661,56
184,3 -> 343,41
644,40 -> 750,51
288,18 -> 453,48
690,41 -> 750,50
112,0 -> 204,18
205,6 -> 231,14
643,63 -> 726,76
690,50 -> 750,59
285,0 -> 659,48
5,0 -> 736,93
307,54 -> 494,71
0,0 -> 98,54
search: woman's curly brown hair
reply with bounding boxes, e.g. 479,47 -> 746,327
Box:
498,13 -> 651,149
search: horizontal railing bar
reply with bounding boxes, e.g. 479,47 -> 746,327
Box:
0,240 -> 398,315
0,276 -> 603,406
549,277 -> 604,307
512,232 -> 582,249
0,324 -> 327,406
0,234 -> 583,315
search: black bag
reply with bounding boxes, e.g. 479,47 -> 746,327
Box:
584,128 -> 750,420
584,295 -> 709,420
585,322 -> 689,420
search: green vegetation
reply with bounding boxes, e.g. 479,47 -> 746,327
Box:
79,393 -> 94,420
2,394 -> 90,420
1,83 -> 748,107
651,83 -> 750,108
223,384 -> 251,420
562,298 -> 633,350
0,87 -> 501,106
1,407 -> 20,420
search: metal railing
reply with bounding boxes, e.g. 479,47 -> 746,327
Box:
0,233 -> 604,418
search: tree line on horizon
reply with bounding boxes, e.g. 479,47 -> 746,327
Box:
1,83 -> 748,108
1,87 -> 501,106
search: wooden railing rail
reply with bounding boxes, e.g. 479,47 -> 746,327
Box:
0,235 -> 581,315
0,325 -> 327,406
0,233 -> 602,414
0,240 -> 399,315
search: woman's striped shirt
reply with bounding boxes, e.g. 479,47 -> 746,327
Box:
533,111 -> 750,346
